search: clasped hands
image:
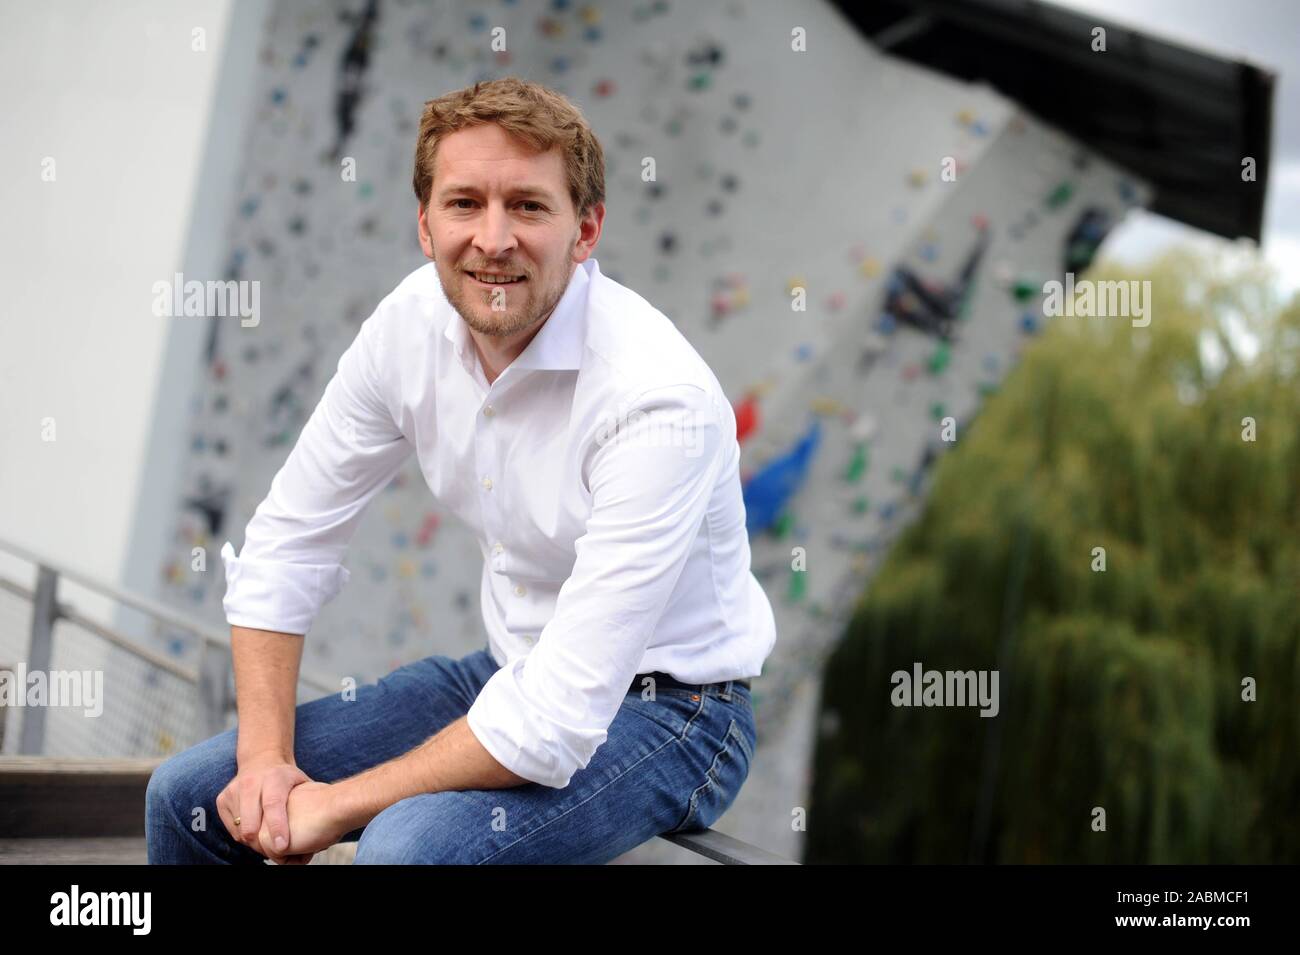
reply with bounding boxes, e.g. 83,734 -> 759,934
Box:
217,759 -> 353,865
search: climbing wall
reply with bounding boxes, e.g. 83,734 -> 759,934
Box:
153,0 -> 1147,860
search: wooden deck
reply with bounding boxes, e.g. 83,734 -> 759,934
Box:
0,837 -> 149,864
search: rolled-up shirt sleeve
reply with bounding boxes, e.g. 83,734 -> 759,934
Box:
466,383 -> 727,788
221,307 -> 411,635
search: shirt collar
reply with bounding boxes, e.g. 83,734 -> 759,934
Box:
443,258 -> 595,373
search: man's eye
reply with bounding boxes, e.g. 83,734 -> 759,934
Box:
450,199 -> 542,212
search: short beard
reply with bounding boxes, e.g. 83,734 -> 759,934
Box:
455,285 -> 540,338
442,243 -> 575,340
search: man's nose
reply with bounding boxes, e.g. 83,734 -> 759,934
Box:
473,202 -> 517,259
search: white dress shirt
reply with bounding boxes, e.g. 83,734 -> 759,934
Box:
221,257 -> 777,788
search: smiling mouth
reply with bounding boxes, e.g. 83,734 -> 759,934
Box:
466,271 -> 527,286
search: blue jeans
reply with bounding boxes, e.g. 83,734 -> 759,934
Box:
145,647 -> 756,864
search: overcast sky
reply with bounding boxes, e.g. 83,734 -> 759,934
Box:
1049,0 -> 1299,294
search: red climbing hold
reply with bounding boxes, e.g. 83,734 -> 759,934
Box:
734,392 -> 759,445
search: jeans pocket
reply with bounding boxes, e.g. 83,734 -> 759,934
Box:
623,688 -> 698,738
671,717 -> 754,833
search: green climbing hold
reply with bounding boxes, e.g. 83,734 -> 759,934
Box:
928,342 -> 951,375
773,511 -> 794,538
853,495 -> 870,514
787,567 -> 807,602
931,402 -> 946,421
1046,181 -> 1074,209
845,442 -> 869,483
1011,278 -> 1039,302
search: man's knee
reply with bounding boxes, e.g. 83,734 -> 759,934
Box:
147,758 -> 210,847
354,792 -> 493,865
146,736 -> 232,832
146,753 -> 188,823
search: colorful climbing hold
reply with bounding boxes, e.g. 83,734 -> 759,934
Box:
1011,277 -> 1040,302
786,567 -> 806,602
810,397 -> 844,416
1046,181 -> 1074,209
845,443 -> 869,483
742,418 -> 822,535
927,342 -> 951,375
733,393 -> 759,444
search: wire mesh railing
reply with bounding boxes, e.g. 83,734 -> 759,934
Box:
0,536 -> 334,760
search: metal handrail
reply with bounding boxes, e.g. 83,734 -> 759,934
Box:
662,828 -> 802,865
0,534 -> 798,864
0,534 -> 336,753
0,535 -> 332,685
0,576 -> 209,684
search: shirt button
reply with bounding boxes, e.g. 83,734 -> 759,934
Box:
483,405 -> 495,417
493,541 -> 504,555
481,477 -> 493,490
514,584 -> 526,597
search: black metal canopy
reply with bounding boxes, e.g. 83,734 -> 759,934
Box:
833,0 -> 1275,241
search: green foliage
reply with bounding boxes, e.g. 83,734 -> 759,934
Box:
809,247 -> 1300,863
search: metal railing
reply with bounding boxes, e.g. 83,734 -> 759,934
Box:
0,534 -> 798,863
0,535 -> 334,758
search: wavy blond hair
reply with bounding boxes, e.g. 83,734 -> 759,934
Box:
412,76 -> 605,220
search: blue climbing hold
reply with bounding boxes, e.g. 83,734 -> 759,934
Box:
743,418 -> 822,534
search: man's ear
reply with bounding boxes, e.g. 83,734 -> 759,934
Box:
572,200 -> 605,263
417,204 -> 435,260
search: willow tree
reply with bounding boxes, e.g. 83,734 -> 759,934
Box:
810,246 -> 1300,863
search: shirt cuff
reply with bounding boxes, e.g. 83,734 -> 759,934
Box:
220,540 -> 350,635
465,656 -> 608,790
